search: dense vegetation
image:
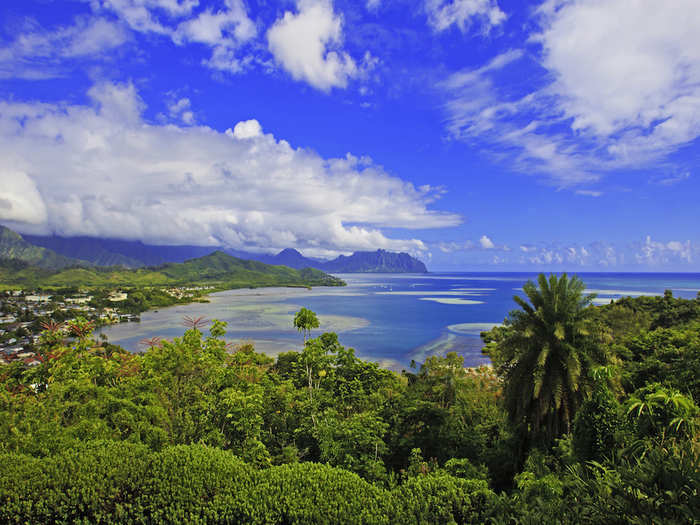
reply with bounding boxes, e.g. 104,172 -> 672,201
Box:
0,251 -> 345,290
1,274 -> 698,523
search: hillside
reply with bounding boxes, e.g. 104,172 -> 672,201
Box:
0,251 -> 344,289
25,234 -> 228,267
24,234 -> 144,267
0,226 -> 85,270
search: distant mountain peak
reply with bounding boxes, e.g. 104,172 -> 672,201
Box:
277,248 -> 303,256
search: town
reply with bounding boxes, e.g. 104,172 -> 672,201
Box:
0,286 -> 213,365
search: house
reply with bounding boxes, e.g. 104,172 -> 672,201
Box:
25,294 -> 52,303
108,292 -> 128,302
66,296 -> 93,304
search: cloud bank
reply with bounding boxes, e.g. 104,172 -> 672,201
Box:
0,82 -> 459,256
443,0 -> 700,186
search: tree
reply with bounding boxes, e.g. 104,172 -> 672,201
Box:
486,273 -> 605,450
293,307 -> 319,343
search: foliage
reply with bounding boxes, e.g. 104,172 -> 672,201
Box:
484,273 -> 606,450
1,278 -> 699,523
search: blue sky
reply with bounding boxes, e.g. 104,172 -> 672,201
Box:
0,0 -> 699,271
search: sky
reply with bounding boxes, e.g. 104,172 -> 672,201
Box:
0,0 -> 699,271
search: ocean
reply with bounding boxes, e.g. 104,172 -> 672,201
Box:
98,272 -> 700,370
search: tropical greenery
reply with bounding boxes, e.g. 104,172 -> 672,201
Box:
0,273 -> 698,523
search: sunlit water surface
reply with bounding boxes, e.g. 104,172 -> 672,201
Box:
98,272 -> 700,370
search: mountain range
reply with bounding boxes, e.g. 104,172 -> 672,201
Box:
0,246 -> 345,290
19,231 -> 428,273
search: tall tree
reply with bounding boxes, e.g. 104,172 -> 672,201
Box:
293,307 -> 319,343
485,273 -> 605,450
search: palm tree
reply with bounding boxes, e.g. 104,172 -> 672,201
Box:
490,273 -> 604,449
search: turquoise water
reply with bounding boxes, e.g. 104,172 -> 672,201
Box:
99,272 -> 700,370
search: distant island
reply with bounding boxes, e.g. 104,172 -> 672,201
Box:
22,230 -> 429,273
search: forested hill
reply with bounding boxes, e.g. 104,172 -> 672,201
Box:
0,225 -> 85,270
0,250 -> 345,288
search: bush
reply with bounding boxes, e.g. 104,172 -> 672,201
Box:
0,440 -> 150,524
136,445 -> 257,524
390,474 -> 498,524
254,462 -> 392,524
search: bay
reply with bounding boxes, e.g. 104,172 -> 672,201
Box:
98,272 -> 700,370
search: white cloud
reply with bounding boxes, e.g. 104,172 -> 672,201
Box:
0,16 -> 128,78
366,0 -> 382,11
437,240 -> 474,253
267,0 -> 359,91
229,119 -> 262,139
425,0 -> 505,33
0,83 -> 459,255
93,0 -> 199,34
0,170 -> 48,226
173,0 -> 256,73
635,236 -> 693,266
443,0 -> 700,186
167,97 -> 195,124
437,236 -> 508,253
479,234 -> 494,249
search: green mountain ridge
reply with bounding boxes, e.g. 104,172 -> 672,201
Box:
0,250 -> 345,289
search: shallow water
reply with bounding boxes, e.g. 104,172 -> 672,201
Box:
98,272 -> 700,370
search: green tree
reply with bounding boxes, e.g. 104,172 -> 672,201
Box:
486,273 -> 605,450
293,307 -> 319,343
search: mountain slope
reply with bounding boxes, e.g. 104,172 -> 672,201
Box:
0,226 -> 85,270
0,251 -> 345,289
24,235 -> 144,267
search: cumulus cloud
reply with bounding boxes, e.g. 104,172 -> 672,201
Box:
229,119 -> 263,139
456,237 -> 699,269
425,0 -> 506,33
635,236 -> 693,266
437,235 -> 507,253
172,0 -> 257,73
0,82 -> 459,255
0,170 -> 48,226
442,0 -> 700,185
479,234 -> 494,249
267,0 -> 360,91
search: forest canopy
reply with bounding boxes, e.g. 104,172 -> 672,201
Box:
1,274 -> 698,524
